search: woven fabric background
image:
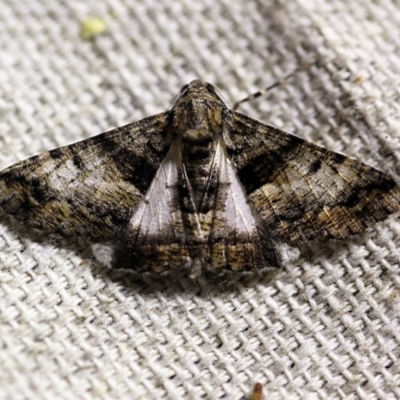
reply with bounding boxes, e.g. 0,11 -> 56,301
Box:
1,1 -> 400,399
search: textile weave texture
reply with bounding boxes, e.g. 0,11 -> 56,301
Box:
1,1 -> 400,399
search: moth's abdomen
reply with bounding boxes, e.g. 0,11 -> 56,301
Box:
180,128 -> 218,213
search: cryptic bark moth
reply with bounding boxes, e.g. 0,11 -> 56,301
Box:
1,80 -> 399,278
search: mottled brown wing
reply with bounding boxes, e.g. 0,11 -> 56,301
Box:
0,112 -> 169,240
206,141 -> 285,272
227,111 -> 400,244
98,141 -> 193,274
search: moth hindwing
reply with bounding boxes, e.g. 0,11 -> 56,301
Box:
1,80 -> 399,278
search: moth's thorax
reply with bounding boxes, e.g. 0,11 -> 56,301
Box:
170,81 -> 229,212
171,80 -> 228,141
180,134 -> 217,212
172,100 -> 224,140
174,97 -> 222,168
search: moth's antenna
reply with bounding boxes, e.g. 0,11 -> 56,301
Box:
233,61 -> 317,110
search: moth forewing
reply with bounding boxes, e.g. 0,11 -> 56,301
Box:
93,140 -> 191,273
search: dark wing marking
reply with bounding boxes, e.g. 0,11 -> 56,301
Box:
0,113 -> 169,240
227,111 -> 400,244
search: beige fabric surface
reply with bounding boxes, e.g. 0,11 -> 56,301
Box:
1,1 -> 400,399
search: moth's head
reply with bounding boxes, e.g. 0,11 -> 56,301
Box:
173,80 -> 226,107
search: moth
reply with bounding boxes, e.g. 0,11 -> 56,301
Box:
0,80 -> 399,278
